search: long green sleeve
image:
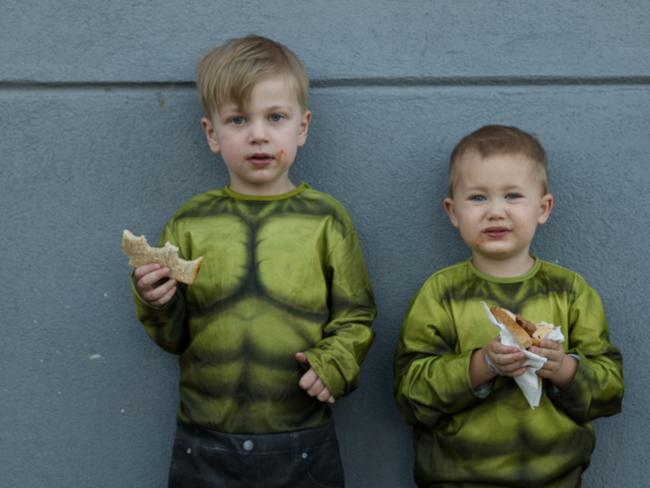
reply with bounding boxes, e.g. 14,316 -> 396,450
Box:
303,228 -> 376,398
132,222 -> 189,355
547,281 -> 624,423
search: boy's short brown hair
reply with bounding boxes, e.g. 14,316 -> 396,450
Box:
197,35 -> 309,118
447,125 -> 549,197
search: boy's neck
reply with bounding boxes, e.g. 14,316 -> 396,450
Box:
471,253 -> 536,278
229,179 -> 296,197
225,181 -> 307,201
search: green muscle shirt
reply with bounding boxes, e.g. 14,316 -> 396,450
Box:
394,259 -> 623,488
132,183 -> 375,434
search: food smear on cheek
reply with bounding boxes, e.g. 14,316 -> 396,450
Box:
276,148 -> 285,163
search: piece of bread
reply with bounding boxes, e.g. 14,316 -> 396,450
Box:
121,229 -> 203,284
490,306 -> 533,348
515,315 -> 537,336
531,322 -> 554,347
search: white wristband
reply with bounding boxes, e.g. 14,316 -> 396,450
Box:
484,352 -> 502,376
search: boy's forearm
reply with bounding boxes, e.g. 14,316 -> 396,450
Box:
548,355 -> 578,391
549,348 -> 623,422
133,284 -> 188,354
469,348 -> 497,389
303,322 -> 374,398
394,348 -> 488,428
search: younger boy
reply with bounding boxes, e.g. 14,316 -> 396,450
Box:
131,35 -> 375,487
394,125 -> 623,487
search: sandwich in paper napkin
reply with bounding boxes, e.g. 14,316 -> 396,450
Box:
481,302 -> 564,408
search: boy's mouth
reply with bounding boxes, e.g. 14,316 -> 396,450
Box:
248,152 -> 274,167
482,226 -> 510,238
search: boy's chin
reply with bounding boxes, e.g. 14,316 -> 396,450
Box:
472,248 -> 535,272
232,176 -> 295,196
473,240 -> 524,256
472,241 -> 531,259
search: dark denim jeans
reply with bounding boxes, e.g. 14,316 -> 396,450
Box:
168,421 -> 345,487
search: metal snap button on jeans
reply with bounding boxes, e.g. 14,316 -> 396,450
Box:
242,440 -> 254,452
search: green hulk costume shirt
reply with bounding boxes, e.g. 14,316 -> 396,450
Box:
133,183 -> 375,434
394,259 -> 623,488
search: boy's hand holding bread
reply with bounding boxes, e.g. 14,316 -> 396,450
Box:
122,229 -> 204,307
487,306 -> 576,390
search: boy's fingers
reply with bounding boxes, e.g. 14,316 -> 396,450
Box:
299,369 -> 317,390
307,379 -> 325,397
492,342 -> 522,355
144,278 -> 176,304
149,276 -> 174,294
510,367 -> 527,377
488,339 -> 521,356
154,282 -> 178,306
137,271 -> 173,300
493,351 -> 524,366
492,356 -> 527,377
297,367 -> 335,404
317,388 -> 333,403
295,352 -> 311,372
498,362 -> 523,374
133,263 -> 162,280
140,267 -> 172,287
531,345 -> 562,364
539,339 -> 561,350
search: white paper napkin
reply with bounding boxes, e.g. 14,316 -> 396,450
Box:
481,302 -> 564,408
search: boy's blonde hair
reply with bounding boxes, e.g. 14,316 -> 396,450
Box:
196,35 -> 309,118
447,125 -> 549,197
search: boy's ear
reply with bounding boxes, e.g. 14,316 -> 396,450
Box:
537,193 -> 554,224
443,197 -> 459,227
201,117 -> 220,154
297,110 -> 312,147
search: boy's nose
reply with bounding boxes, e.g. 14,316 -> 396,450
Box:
486,200 -> 506,218
248,120 -> 269,144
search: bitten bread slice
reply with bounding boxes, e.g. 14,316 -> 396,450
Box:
121,229 -> 203,284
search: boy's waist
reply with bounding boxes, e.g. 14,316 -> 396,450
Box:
176,355 -> 334,433
174,419 -> 338,453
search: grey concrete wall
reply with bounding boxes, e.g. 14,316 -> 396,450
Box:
2,1 -> 648,486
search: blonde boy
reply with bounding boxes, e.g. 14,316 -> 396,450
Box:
394,125 -> 623,487
131,35 -> 375,487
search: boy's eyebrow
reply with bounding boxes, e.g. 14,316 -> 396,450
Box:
218,104 -> 243,115
219,103 -> 295,115
462,182 -> 488,191
463,182 -> 527,192
266,104 -> 295,112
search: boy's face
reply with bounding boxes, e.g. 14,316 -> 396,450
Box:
443,152 -> 553,276
201,76 -> 311,196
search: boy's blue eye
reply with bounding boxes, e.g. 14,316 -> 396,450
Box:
229,116 -> 246,125
505,192 -> 523,200
269,113 -> 286,122
468,194 -> 486,202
